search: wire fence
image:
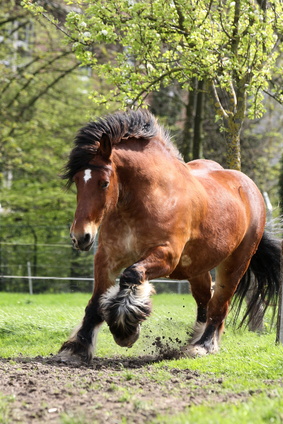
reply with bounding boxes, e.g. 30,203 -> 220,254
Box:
0,214 -> 281,295
0,274 -> 190,295
0,224 -> 192,294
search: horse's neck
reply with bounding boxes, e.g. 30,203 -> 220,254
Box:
114,146 -> 171,185
113,147 -> 194,209
113,148 -> 154,208
115,164 -> 149,209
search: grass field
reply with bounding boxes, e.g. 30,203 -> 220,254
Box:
1,292 -> 283,423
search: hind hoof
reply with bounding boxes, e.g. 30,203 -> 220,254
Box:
180,344 -> 208,358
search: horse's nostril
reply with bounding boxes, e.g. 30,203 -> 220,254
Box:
71,233 -> 93,250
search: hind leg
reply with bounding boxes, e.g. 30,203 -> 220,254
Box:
183,248 -> 252,357
188,272 -> 213,342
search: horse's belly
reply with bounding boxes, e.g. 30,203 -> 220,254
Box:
171,237 -> 237,279
171,254 -> 216,279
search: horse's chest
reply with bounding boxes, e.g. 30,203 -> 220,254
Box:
107,223 -> 138,255
122,228 -> 137,252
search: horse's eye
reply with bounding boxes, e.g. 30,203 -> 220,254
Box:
100,180 -> 109,189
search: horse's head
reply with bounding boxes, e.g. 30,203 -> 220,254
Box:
70,134 -> 118,251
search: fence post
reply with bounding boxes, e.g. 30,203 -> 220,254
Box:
27,261 -> 33,295
263,191 -> 273,231
276,240 -> 283,344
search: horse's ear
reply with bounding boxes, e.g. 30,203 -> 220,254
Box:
99,133 -> 112,159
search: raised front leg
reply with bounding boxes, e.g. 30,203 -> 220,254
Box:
58,249 -> 116,362
100,243 -> 180,348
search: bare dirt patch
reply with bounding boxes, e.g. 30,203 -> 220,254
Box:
0,355 -> 252,424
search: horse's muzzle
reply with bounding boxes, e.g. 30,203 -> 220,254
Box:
71,233 -> 94,251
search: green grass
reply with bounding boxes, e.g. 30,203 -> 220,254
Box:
161,330 -> 283,390
1,292 -> 283,376
0,394 -> 15,424
1,291 -> 283,386
0,292 -> 91,357
1,292 -> 283,423
0,292 -> 195,358
153,390 -> 283,424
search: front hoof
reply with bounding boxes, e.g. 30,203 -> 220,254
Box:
58,341 -> 93,363
113,324 -> 140,347
54,350 -> 85,365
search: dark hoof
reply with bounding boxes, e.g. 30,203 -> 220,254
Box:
58,340 -> 92,363
112,324 -> 141,347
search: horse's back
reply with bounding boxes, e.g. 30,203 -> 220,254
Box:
188,160 -> 264,211
187,159 -> 224,173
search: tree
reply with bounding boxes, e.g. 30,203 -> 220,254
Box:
0,0 -> 113,290
23,0 -> 283,169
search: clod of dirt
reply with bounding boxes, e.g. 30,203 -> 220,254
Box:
151,336 -> 184,359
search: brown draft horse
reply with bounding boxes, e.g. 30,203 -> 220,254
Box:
59,110 -> 280,361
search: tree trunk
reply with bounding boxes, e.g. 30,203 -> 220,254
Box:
223,81 -> 247,171
278,154 -> 283,217
192,79 -> 204,160
182,78 -> 197,162
223,117 -> 242,170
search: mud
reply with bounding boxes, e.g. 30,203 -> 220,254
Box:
0,353 -> 253,424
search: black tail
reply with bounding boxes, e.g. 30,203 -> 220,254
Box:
232,231 -> 281,328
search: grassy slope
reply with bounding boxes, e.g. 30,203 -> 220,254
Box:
1,292 -> 283,423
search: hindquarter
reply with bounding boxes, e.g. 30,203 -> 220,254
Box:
172,168 -> 266,279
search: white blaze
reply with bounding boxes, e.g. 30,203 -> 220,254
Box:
84,169 -> 92,183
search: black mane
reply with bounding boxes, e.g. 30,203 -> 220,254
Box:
62,109 -> 180,187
